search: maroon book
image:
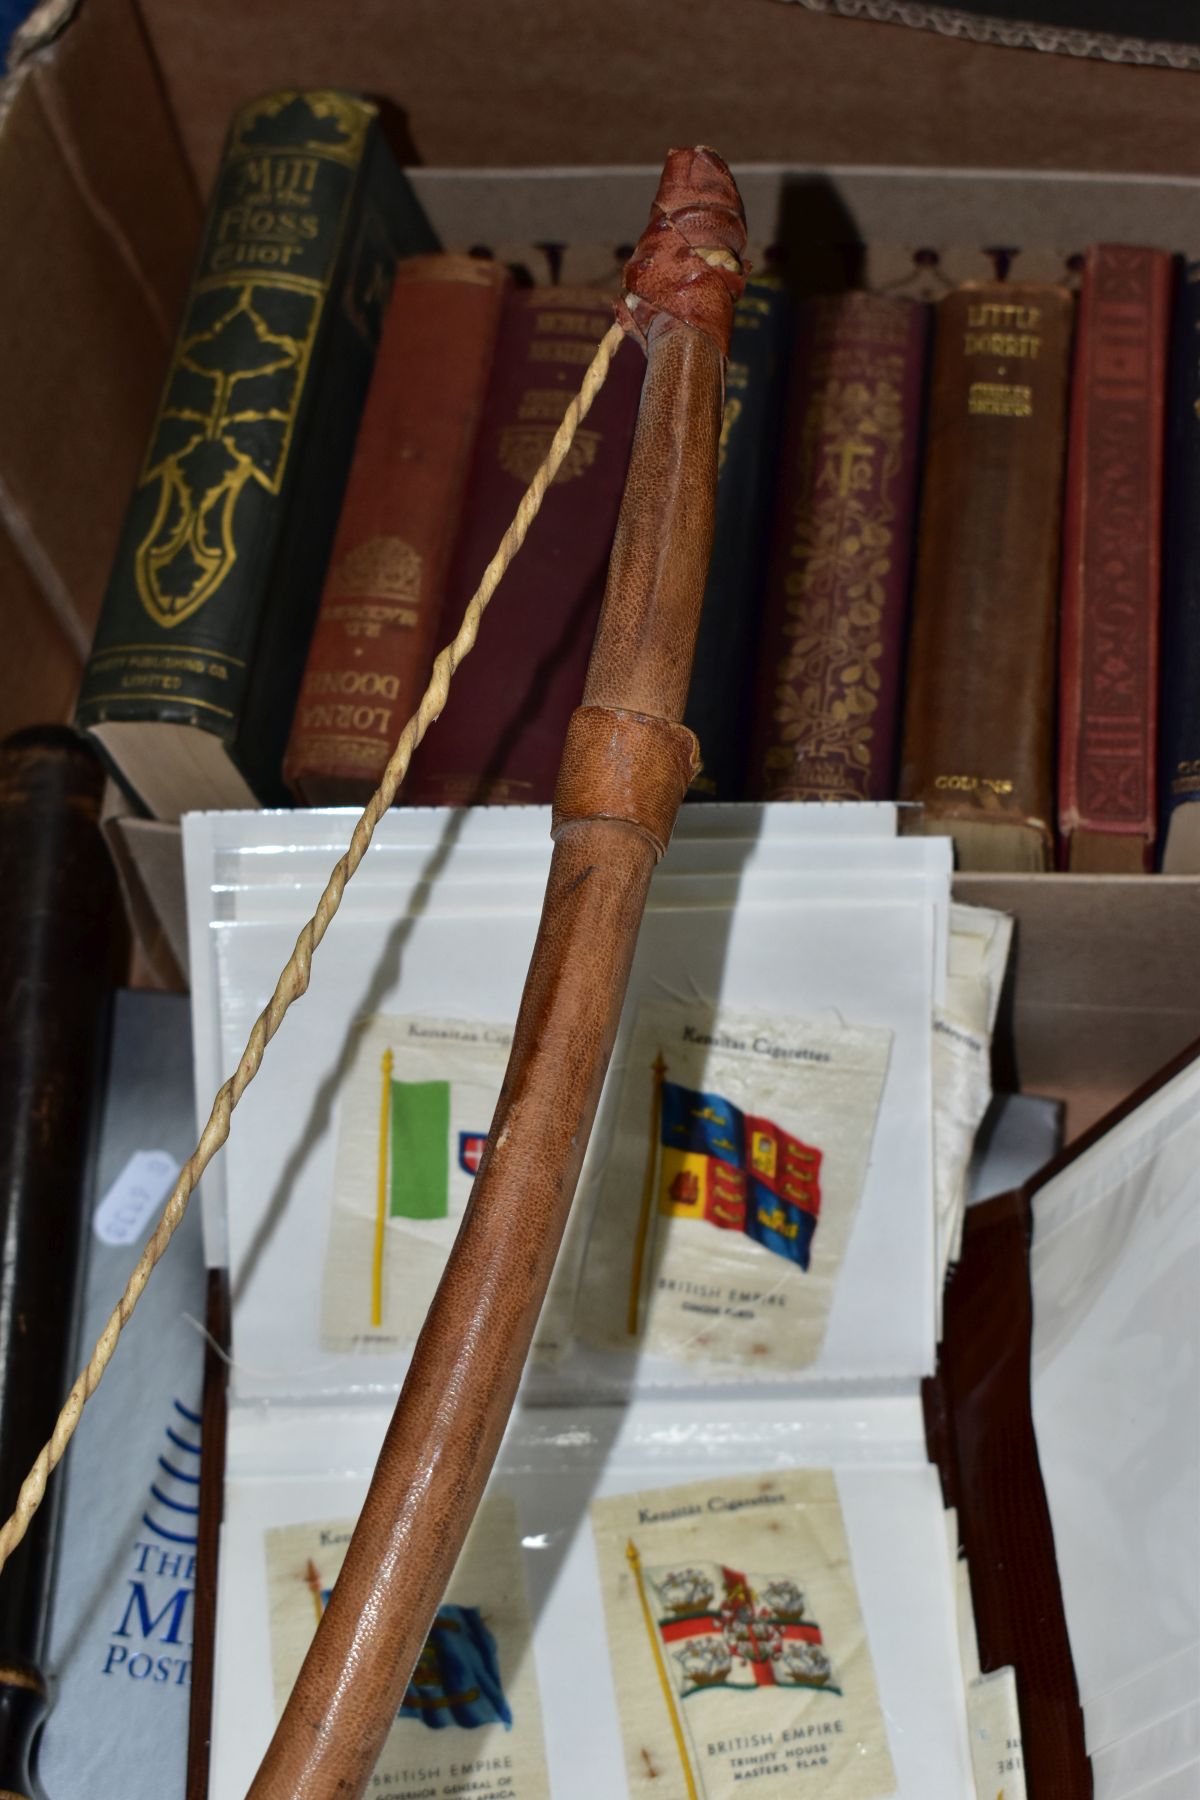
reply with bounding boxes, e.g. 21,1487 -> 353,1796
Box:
1058,244 -> 1171,873
749,292 -> 928,802
404,288 -> 643,806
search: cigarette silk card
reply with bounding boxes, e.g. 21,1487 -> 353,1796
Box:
591,1470 -> 896,1800
265,1493 -> 549,1799
576,1004 -> 890,1373
323,1013 -> 513,1352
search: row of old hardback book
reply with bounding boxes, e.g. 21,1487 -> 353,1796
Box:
72,89 -> 1200,876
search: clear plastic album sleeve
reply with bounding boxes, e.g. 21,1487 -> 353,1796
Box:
184,805 -> 947,1410
211,1397 -> 986,1799
185,805 -> 1125,1800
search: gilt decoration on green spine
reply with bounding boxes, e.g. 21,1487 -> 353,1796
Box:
74,85 -> 439,808
131,91 -> 371,633
136,280 -> 321,629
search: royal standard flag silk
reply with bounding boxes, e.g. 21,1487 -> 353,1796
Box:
658,1078 -> 823,1270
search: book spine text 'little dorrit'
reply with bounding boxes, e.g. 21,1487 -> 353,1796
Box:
899,283 -> 1074,870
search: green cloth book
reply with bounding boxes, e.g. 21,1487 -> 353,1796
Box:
75,90 -> 437,819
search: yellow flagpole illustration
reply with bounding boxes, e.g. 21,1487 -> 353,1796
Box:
627,1052 -> 667,1335
626,1538 -> 698,1800
305,1558 -> 325,1630
371,1048 -> 393,1329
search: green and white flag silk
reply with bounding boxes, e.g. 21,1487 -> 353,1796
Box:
324,1015 -> 512,1350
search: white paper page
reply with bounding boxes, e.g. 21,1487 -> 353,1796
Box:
198,832 -> 942,915
1117,1763 -> 1200,1800
187,799 -> 900,875
203,864 -> 951,1007
210,1397 -> 970,1800
677,803 -> 900,841
931,903 -> 1013,1303
1091,1701 -> 1200,1800
189,832 -> 927,946
1084,1644 -> 1200,1759
183,805 -> 902,994
212,894 -> 934,1404
1031,1058 -> 1200,1737
185,803 -> 901,926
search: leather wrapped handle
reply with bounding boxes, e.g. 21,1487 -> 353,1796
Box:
245,148 -> 746,1800
552,705 -> 700,856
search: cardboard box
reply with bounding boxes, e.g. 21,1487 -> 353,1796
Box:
3,0 -> 1198,1138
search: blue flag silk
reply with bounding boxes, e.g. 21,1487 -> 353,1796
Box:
404,1605 -> 513,1730
320,1592 -> 512,1731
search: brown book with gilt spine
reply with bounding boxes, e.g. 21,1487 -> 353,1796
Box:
403,287 -> 643,807
899,282 -> 1074,871
1058,245 -> 1170,874
750,291 -> 928,803
284,255 -> 511,805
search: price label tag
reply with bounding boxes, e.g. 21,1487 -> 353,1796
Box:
93,1149 -> 181,1247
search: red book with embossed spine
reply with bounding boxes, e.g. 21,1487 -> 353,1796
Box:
284,255 -> 511,805
749,291 -> 928,803
404,287 -> 643,806
1059,245 -> 1171,872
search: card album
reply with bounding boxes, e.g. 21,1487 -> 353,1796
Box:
177,801 -> 1196,1798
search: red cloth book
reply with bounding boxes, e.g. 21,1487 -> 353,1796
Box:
1059,244 -> 1171,872
285,255 -> 511,805
404,287 -> 643,807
